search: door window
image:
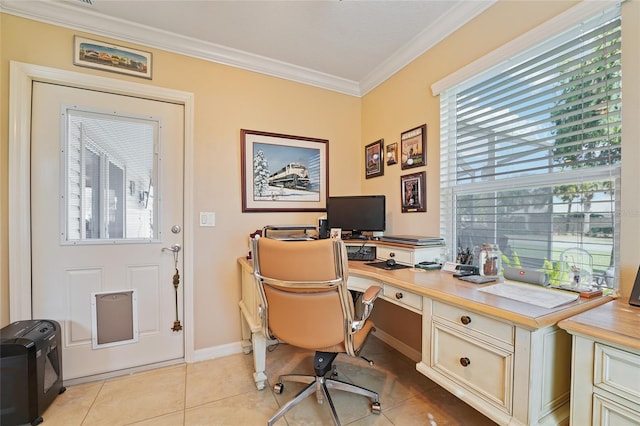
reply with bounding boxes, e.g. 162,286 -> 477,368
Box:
64,108 -> 158,243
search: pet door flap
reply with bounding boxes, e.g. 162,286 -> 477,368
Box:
91,289 -> 139,349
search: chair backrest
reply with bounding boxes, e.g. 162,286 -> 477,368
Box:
252,238 -> 355,352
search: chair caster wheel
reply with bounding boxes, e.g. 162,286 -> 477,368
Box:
273,382 -> 284,394
371,401 -> 381,415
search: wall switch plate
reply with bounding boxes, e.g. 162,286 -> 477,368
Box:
200,212 -> 215,227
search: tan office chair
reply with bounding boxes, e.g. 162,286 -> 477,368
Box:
251,237 -> 382,426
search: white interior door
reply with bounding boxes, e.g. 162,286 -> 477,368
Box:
31,81 -> 185,380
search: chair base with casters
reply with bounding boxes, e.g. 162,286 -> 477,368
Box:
268,351 -> 381,426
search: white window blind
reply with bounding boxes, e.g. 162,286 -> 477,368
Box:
440,6 -> 621,288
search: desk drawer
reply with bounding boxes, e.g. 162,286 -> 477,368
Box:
594,343 -> 640,406
376,246 -> 413,266
383,283 -> 422,312
433,301 -> 514,346
593,393 -> 640,425
348,275 -> 380,293
432,323 -> 513,413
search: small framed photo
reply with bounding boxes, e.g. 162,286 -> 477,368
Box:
401,171 -> 426,213
386,143 -> 398,166
401,124 -> 426,169
330,228 -> 342,239
365,139 -> 384,179
74,36 -> 152,79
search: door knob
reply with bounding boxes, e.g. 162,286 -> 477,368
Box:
162,244 -> 181,253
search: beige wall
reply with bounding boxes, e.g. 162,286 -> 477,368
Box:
2,0 -> 640,353
0,14 -> 361,347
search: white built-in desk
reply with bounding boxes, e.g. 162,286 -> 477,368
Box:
558,299 -> 640,425
237,244 -> 611,426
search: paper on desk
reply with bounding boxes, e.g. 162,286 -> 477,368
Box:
478,281 -> 579,309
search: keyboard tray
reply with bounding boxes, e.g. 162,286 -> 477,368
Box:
347,251 -> 376,261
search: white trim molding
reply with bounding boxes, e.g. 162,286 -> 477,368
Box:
360,0 -> 496,95
431,0 -> 620,96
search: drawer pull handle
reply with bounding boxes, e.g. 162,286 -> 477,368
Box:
460,315 -> 472,325
460,357 -> 471,367
395,292 -> 403,300
389,252 -> 396,258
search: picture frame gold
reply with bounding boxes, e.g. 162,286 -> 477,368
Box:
401,124 -> 426,169
365,139 -> 384,179
241,129 -> 328,212
401,171 -> 426,213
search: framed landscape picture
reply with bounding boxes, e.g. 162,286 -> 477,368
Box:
73,36 -> 152,79
241,129 -> 328,212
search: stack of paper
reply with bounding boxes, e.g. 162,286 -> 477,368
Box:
478,281 -> 579,309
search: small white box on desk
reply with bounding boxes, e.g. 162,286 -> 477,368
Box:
376,245 -> 445,266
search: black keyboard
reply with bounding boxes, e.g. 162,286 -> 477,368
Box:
347,251 -> 376,261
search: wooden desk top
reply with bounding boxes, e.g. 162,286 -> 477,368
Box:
238,257 -> 612,330
558,299 -> 640,351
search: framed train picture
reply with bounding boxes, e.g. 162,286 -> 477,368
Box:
241,129 -> 329,212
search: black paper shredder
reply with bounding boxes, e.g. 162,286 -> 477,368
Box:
0,320 -> 66,426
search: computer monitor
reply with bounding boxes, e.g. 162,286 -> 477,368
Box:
326,195 -> 385,239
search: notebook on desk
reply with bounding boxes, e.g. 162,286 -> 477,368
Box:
380,235 -> 445,246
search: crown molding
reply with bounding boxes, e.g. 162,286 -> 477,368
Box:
1,0 -> 495,97
431,0 -> 620,96
360,0 -> 496,95
0,0 -> 362,96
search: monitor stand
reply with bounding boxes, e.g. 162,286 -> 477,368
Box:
345,232 -> 368,240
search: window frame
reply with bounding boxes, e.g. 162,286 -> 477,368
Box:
436,4 -> 621,289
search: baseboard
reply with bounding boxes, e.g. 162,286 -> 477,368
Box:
194,330 -> 422,365
193,341 -> 244,362
64,358 -> 184,386
63,342 -> 244,386
373,328 -> 421,362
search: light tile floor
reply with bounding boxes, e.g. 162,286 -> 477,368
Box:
41,336 -> 497,425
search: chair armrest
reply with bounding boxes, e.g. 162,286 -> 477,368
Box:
361,285 -> 382,306
351,285 -> 382,332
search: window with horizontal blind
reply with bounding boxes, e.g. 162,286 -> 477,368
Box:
439,6 -> 621,289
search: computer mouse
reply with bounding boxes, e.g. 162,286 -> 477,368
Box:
385,258 -> 396,267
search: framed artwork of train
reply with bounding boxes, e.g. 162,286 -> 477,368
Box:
241,129 -> 329,212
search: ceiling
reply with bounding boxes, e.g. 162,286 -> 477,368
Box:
1,0 -> 496,96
